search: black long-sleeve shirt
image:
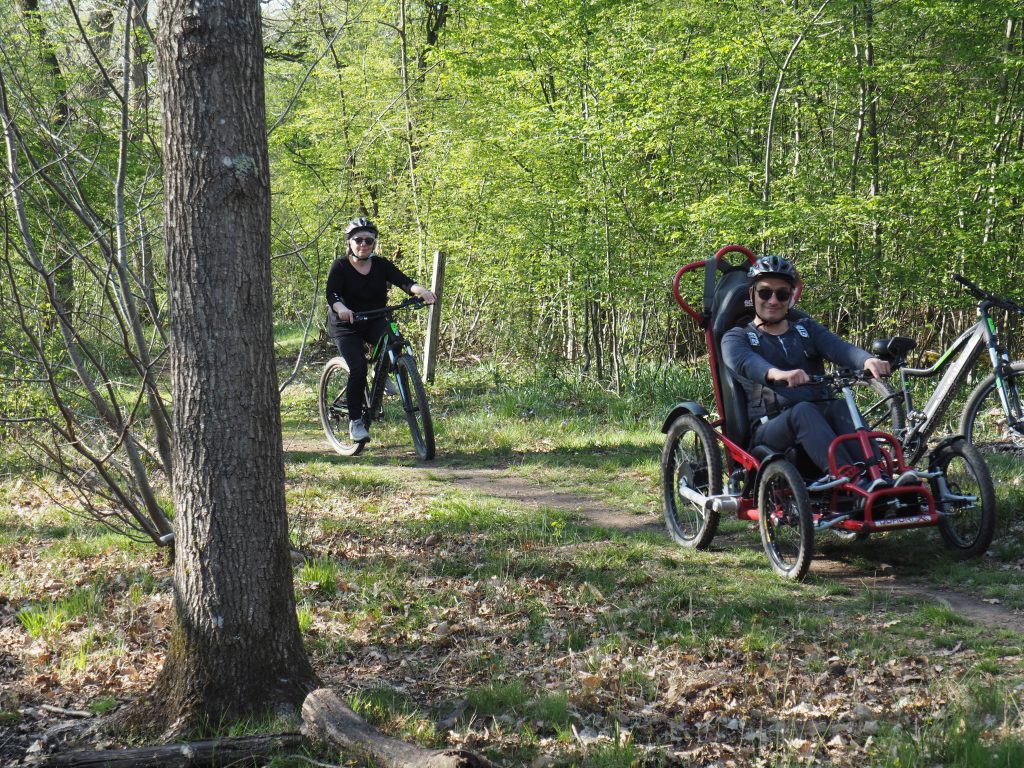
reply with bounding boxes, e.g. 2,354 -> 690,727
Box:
325,256 -> 415,338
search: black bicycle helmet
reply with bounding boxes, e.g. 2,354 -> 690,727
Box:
748,254 -> 799,286
345,217 -> 378,239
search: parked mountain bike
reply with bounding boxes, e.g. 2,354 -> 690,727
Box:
854,274 -> 1024,462
318,297 -> 435,460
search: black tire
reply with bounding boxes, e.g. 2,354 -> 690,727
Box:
758,461 -> 814,581
851,376 -> 905,435
661,414 -> 723,549
930,439 -> 996,558
394,354 -> 435,460
959,361 -> 1024,455
319,357 -> 366,457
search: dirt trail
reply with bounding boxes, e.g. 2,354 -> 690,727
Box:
417,465 -> 1024,634
423,467 -> 662,534
285,435 -> 1023,633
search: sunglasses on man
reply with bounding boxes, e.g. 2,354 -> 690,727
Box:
755,287 -> 793,302
351,236 -> 376,246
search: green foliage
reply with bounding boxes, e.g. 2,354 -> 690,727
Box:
298,557 -> 340,597
465,678 -> 530,718
87,696 -> 120,715
17,586 -> 104,639
262,0 -> 1024,376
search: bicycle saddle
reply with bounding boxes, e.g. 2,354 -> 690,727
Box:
871,336 -> 916,362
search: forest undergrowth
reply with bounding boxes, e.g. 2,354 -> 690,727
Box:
1,363 -> 1023,767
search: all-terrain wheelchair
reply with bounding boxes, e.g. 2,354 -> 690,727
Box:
660,245 -> 996,581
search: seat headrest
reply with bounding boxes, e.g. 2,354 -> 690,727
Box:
709,267 -> 754,343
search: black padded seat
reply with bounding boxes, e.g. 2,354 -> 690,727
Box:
708,266 -> 755,448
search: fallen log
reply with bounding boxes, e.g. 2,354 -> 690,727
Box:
301,688 -> 495,768
36,733 -> 304,767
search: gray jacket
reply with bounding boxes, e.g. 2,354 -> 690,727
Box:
721,315 -> 872,424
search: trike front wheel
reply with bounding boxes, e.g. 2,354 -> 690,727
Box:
661,414 -> 723,549
930,439 -> 996,558
758,461 -> 814,581
319,357 -> 366,457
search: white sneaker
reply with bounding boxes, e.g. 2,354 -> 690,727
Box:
349,419 -> 370,442
893,470 -> 920,487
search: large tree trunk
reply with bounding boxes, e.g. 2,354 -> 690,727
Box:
152,0 -> 317,730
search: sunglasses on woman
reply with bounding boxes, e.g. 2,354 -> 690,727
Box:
351,237 -> 376,246
755,287 -> 793,302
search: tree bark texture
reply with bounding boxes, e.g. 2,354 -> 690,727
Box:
302,689 -> 495,768
155,0 -> 317,728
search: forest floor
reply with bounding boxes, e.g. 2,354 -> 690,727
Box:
283,428 -> 1024,635
2,370 -> 1024,767
427,464 -> 1024,634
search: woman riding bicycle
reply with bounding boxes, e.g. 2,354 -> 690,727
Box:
326,217 -> 435,443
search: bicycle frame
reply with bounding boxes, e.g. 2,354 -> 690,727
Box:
898,296 -> 1011,445
364,317 -> 415,421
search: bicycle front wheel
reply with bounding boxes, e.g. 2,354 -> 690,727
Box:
394,354 -> 435,460
959,361 -> 1024,456
319,357 -> 366,457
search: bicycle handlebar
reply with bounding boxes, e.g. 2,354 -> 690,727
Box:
953,273 -> 1024,315
352,296 -> 426,323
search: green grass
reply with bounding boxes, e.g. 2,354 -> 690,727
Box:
17,586 -> 105,639
5,361 -> 1024,766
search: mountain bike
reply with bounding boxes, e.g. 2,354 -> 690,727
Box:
318,297 -> 435,460
855,274 -> 1024,462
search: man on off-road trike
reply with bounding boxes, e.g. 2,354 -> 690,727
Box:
661,245 -> 995,581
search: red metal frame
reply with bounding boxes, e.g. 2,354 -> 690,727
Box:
672,245 -> 938,535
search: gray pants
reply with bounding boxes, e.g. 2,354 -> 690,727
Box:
752,400 -> 860,474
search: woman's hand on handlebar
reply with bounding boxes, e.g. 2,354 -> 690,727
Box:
863,357 -> 891,380
411,285 -> 436,304
333,302 -> 355,324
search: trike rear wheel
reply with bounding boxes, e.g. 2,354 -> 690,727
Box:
319,357 -> 366,457
758,461 -> 814,581
661,414 -> 723,549
930,439 -> 995,558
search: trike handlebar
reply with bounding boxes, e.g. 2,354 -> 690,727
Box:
352,296 -> 426,323
952,273 -> 1024,315
809,369 -> 878,388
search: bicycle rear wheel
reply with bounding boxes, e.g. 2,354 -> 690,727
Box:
319,357 -> 366,456
851,376 -> 905,435
959,361 -> 1024,456
394,354 -> 435,460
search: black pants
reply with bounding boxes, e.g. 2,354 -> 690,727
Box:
752,399 -> 860,474
332,318 -> 387,422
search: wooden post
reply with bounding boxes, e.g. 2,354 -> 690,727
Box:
423,250 -> 445,383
